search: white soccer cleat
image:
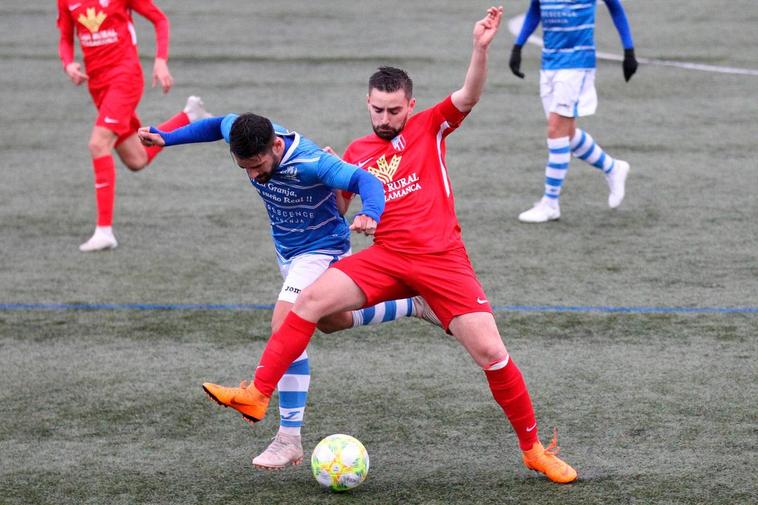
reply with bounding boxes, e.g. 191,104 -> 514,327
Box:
412,296 -> 442,328
252,432 -> 304,470
79,227 -> 118,252
183,96 -> 211,123
606,160 -> 629,209
518,198 -> 560,223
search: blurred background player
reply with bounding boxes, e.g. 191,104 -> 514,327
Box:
139,113 -> 440,469
509,0 -> 637,223
201,7 -> 578,484
57,0 -> 209,251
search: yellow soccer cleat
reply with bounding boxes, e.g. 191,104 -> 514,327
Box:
522,430 -> 578,484
202,380 -> 270,423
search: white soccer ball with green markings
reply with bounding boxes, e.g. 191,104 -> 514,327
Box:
311,434 -> 369,492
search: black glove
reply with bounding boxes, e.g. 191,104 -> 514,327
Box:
509,44 -> 525,79
623,48 -> 638,82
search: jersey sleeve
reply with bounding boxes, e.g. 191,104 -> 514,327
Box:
429,96 -> 469,138
152,116 -> 227,146
514,0 -> 541,46
128,0 -> 170,59
315,153 -> 384,222
340,145 -> 358,203
604,0 -> 634,49
56,0 -> 75,68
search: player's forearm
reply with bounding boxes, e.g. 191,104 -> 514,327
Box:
514,0 -> 541,46
347,170 -> 384,223
152,116 -> 225,146
452,46 -> 489,113
605,0 -> 634,49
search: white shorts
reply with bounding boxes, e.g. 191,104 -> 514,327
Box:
276,251 -> 351,303
540,69 -> 597,118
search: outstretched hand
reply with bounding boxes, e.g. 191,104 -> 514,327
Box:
137,126 -> 166,147
473,6 -> 504,48
349,214 -> 377,236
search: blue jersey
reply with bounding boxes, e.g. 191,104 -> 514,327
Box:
154,114 -> 385,262
219,116 -> 354,261
516,0 -> 634,71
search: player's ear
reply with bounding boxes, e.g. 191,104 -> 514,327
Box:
408,97 -> 416,113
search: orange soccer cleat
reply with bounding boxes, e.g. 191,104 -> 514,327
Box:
202,380 -> 270,423
522,430 -> 578,484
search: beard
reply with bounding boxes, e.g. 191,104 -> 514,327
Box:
255,172 -> 272,184
372,117 -> 407,141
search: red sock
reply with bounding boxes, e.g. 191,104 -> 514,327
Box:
144,111 -> 190,164
92,155 -> 116,226
253,311 -> 317,397
484,357 -> 539,450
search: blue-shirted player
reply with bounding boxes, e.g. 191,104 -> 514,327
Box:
138,113 -> 440,469
509,0 -> 637,222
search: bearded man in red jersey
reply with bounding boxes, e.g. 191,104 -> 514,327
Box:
57,0 -> 208,251
202,6 -> 577,484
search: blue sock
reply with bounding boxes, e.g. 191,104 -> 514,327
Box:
351,298 -> 416,327
277,351 -> 310,435
570,129 -> 616,174
543,136 -> 571,201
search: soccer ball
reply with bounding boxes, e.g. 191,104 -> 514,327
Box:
311,434 -> 369,492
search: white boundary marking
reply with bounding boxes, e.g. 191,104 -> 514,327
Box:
507,14 -> 758,76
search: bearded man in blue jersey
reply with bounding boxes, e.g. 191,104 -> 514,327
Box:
509,0 -> 637,223
138,113 -> 439,469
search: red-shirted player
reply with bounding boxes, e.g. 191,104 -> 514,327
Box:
201,6 -> 577,483
57,0 -> 208,251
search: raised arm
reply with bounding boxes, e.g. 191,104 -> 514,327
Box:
604,0 -> 637,81
130,0 -> 173,93
451,6 -> 504,113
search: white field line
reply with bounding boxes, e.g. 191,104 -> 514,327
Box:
507,14 -> 758,76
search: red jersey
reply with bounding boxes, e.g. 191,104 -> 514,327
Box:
343,96 -> 468,254
57,0 -> 169,79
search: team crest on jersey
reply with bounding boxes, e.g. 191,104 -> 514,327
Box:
278,166 -> 299,179
367,154 -> 401,184
391,134 -> 406,152
78,8 -> 107,32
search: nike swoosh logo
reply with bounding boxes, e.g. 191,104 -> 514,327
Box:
476,297 -> 488,305
104,117 -> 119,124
69,3 -> 81,10
357,158 -> 372,168
256,365 -> 264,369
526,423 -> 537,432
94,183 -> 110,189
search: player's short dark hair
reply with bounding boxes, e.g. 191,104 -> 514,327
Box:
229,113 -> 275,159
368,66 -> 413,99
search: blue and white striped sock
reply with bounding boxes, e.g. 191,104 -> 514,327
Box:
570,129 -> 616,174
351,298 -> 416,327
277,350 -> 310,435
543,136 -> 571,201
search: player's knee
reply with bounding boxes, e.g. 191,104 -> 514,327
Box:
294,286 -> 331,320
87,138 -> 111,159
123,158 -> 147,172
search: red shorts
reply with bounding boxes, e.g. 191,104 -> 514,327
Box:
88,64 -> 144,140
331,244 -> 493,331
